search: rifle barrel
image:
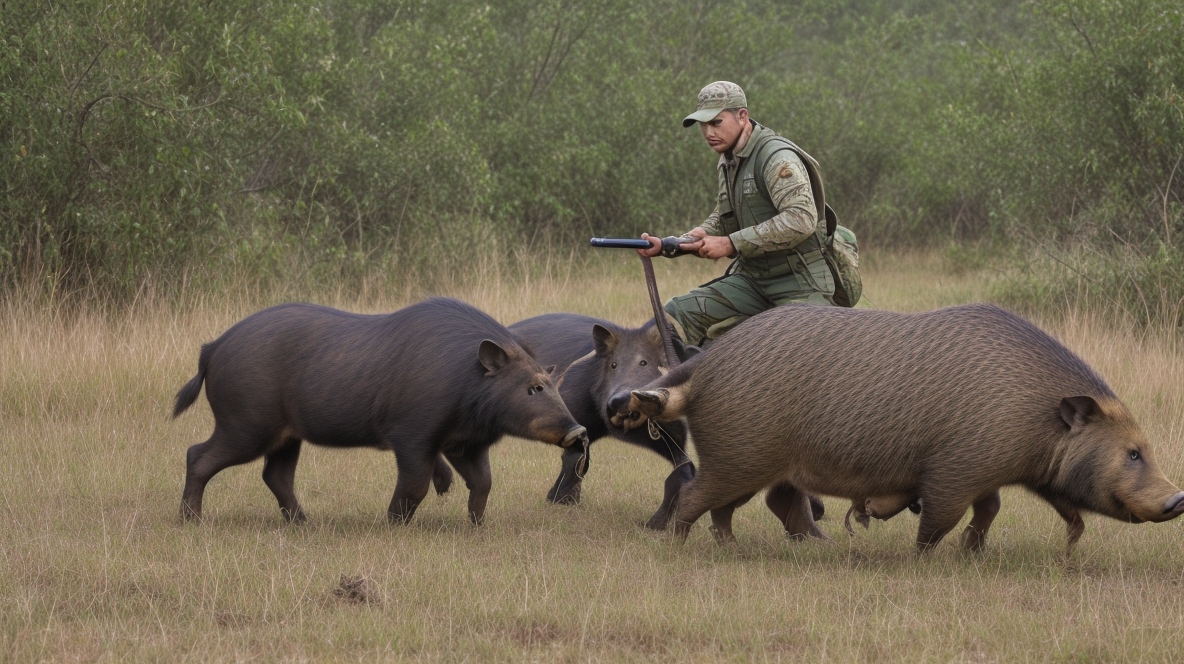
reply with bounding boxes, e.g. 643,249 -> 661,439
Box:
589,237 -> 652,249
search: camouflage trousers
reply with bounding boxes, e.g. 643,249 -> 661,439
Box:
664,261 -> 834,348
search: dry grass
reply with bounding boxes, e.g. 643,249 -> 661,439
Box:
2,250 -> 1183,662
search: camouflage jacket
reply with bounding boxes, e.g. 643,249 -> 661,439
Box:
700,121 -> 828,278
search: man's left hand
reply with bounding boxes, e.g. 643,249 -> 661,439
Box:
694,235 -> 736,259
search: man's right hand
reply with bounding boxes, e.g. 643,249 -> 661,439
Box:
638,229 -> 707,258
637,233 -> 664,258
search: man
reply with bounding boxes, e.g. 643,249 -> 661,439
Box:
639,81 -> 836,347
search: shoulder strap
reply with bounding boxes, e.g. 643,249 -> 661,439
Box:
752,135 -> 833,237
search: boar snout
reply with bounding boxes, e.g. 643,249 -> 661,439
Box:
607,391 -> 633,417
1164,491 -> 1184,517
606,392 -> 642,429
561,426 -> 589,448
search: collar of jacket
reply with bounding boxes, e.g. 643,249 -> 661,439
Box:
718,120 -> 770,168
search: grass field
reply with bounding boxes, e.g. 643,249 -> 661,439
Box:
2,252 -> 1183,662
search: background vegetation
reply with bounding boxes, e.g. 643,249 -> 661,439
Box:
3,0 -> 1182,322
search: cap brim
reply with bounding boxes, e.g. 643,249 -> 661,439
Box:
682,108 -> 725,128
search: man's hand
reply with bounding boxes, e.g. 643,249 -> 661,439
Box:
638,228 -> 734,260
694,234 -> 735,259
638,233 -> 664,258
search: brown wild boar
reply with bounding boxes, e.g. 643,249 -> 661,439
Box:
612,303 -> 1184,552
173,298 -> 587,525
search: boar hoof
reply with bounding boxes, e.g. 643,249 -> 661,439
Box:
708,525 -> 736,544
960,526 -> 987,552
670,520 -> 693,542
281,507 -> 307,524
279,506 -> 307,523
180,503 -> 202,522
547,484 -> 581,505
643,509 -> 672,531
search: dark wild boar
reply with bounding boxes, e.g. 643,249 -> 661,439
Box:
508,314 -> 695,529
173,298 -> 588,525
613,303 -> 1184,552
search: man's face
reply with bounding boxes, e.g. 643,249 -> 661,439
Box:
699,108 -> 748,154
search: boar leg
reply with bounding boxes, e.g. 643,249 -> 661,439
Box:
1037,493 -> 1085,552
809,495 -> 826,521
672,472 -> 763,542
388,447 -> 437,524
444,447 -> 494,525
765,482 -> 829,540
261,437 -> 306,523
644,461 -> 695,531
433,454 -> 454,495
547,442 -> 588,505
181,428 -> 268,521
914,493 -> 973,552
670,479 -> 714,541
959,490 -> 1001,551
709,492 -> 756,543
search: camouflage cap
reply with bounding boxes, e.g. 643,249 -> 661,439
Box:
682,81 -> 747,128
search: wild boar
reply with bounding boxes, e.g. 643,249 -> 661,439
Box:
509,313 -> 696,529
173,298 -> 587,525
612,303 -> 1184,552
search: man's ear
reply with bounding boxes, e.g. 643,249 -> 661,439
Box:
478,340 -> 511,375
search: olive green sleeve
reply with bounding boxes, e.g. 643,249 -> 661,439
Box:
728,150 -> 819,258
699,204 -> 724,236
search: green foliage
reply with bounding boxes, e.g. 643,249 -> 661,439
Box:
961,0 -> 1184,244
1,0 -> 1182,315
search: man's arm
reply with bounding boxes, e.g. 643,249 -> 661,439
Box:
638,203 -> 734,259
727,150 -> 819,258
699,205 -> 725,236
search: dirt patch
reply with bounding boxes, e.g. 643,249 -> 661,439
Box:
332,574 -> 383,605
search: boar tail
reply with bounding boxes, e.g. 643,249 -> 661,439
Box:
172,341 -> 216,418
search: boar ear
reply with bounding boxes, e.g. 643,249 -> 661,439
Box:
1059,396 -> 1099,431
478,339 -> 512,375
544,364 -> 557,376
645,323 -> 662,346
592,324 -> 618,356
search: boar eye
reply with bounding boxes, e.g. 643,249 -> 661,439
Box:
528,385 -> 544,395
639,360 -> 648,366
610,362 -> 617,369
1128,450 -> 1141,462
